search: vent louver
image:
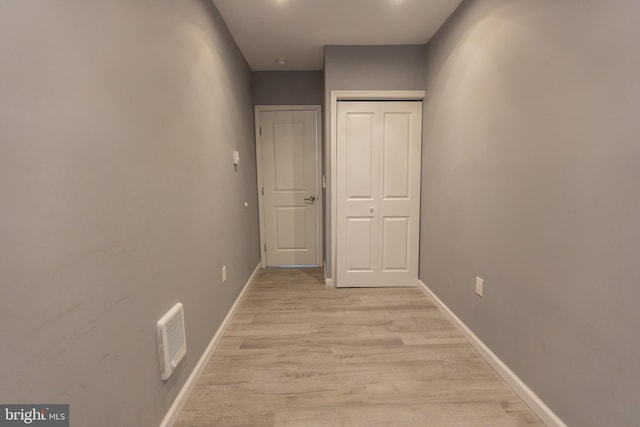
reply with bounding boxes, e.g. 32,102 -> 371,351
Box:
157,303 -> 187,381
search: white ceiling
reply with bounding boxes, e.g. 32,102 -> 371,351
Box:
212,0 -> 464,71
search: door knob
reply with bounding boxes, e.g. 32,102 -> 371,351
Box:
369,206 -> 374,212
304,196 -> 317,202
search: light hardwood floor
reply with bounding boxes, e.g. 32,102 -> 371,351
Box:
175,268 -> 543,427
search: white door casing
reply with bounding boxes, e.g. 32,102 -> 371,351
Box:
336,101 -> 422,287
256,106 -> 322,267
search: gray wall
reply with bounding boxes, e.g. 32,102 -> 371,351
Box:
0,1 -> 259,426
252,71 -> 324,105
324,45 -> 426,278
420,1 -> 640,426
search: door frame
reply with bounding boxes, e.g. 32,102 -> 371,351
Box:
329,91 -> 425,285
255,105 -> 323,268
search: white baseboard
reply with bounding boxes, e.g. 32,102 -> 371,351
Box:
417,280 -> 566,427
159,263 -> 261,427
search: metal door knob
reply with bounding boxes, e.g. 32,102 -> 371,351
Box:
304,196 -> 317,202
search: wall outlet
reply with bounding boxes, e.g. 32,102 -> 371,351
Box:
222,266 -> 227,283
475,277 -> 484,296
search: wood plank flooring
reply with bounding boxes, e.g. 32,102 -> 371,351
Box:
175,268 -> 543,427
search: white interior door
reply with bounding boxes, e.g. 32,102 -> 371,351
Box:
259,109 -> 321,267
336,101 -> 422,287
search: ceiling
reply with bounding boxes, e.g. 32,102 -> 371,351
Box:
212,0 -> 464,71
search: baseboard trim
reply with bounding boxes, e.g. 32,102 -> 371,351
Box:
417,280 -> 566,427
325,278 -> 335,287
159,263 -> 261,427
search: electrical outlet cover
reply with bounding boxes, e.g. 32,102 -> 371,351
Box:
475,277 -> 483,296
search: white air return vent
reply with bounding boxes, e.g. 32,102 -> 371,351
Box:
157,303 -> 187,381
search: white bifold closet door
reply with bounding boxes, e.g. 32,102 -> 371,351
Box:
336,101 -> 422,287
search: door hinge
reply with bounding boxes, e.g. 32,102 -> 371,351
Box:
264,243 -> 267,252
259,126 -> 262,136
261,187 -> 264,196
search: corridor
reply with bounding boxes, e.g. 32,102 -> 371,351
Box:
175,268 -> 541,427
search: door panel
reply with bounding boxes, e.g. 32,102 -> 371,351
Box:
260,109 -> 321,266
346,113 -> 375,199
382,217 -> 409,271
275,207 -> 307,249
274,122 -> 305,191
337,101 -> 422,287
347,218 -> 374,271
383,113 -> 411,199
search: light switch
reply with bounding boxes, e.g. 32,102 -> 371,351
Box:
233,151 -> 240,165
